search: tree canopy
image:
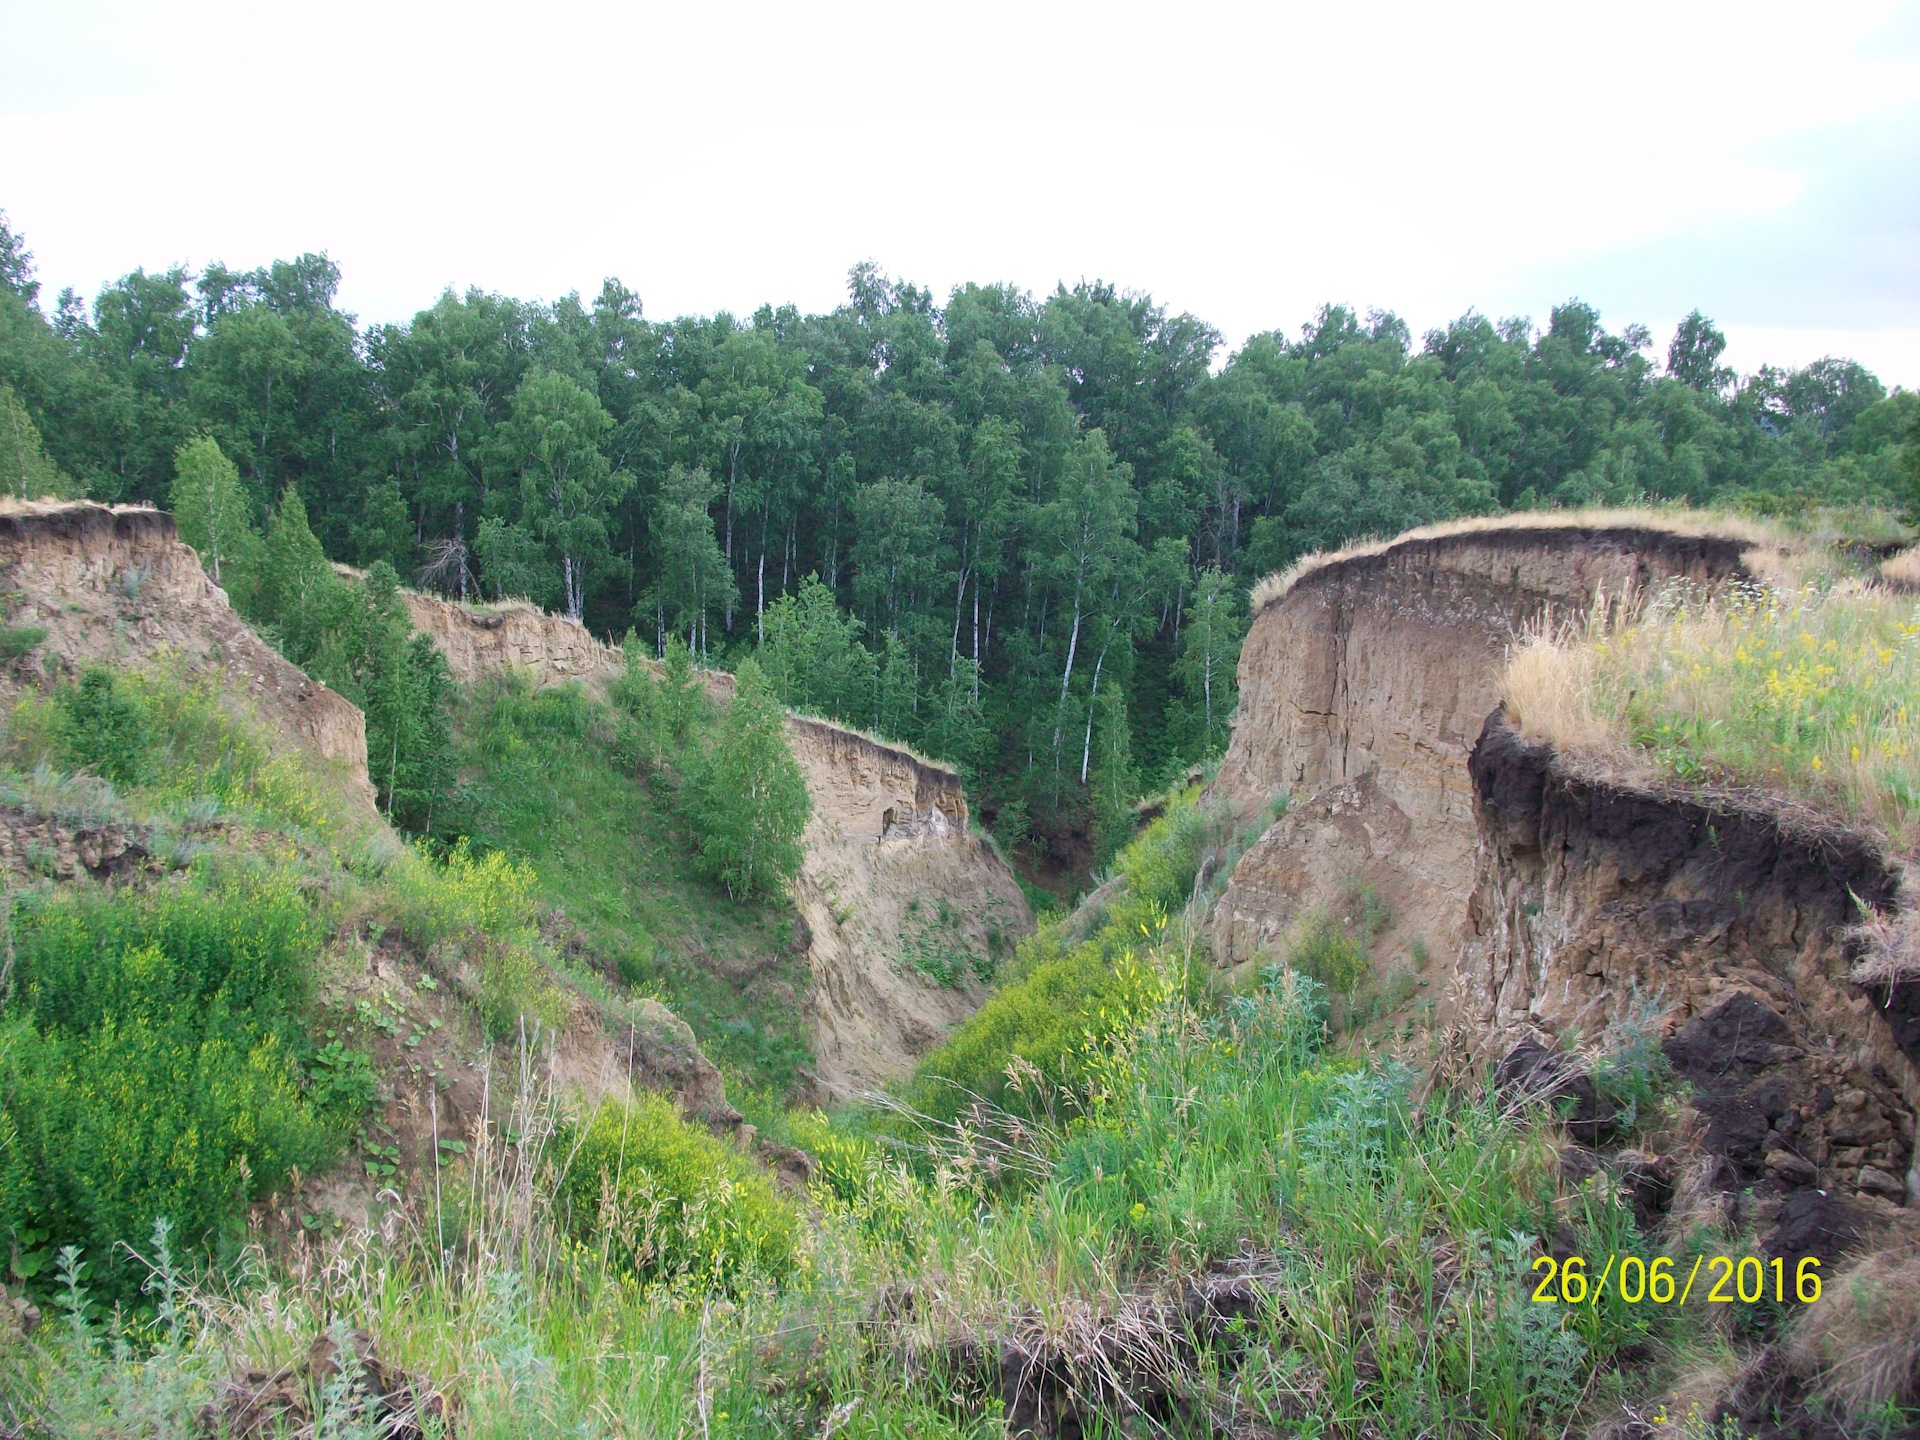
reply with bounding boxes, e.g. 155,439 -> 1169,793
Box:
2,208 -> 1914,859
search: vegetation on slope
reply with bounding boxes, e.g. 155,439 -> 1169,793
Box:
17,769 -> 1913,1439
1504,569 -> 1920,849
443,655 -> 814,1092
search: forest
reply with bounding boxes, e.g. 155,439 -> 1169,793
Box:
2,210 -> 1915,870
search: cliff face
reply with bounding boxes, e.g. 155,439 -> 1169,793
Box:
397,588 -> 1032,1096
785,716 -> 1029,1096
1209,525 -> 1753,981
397,592 -> 625,690
0,502 -> 377,820
1465,713 -> 1919,1222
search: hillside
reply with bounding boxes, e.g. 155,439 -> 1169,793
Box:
392,580 -> 1032,1097
3,508 -> 1919,1440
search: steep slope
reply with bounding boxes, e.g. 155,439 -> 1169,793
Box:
1209,519 -> 1757,984
399,588 -> 1032,1096
1466,713 -> 1918,1225
1211,512 -> 1920,1248
0,500 -> 378,821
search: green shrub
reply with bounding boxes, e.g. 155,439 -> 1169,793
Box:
910,947 -> 1163,1121
0,625 -> 46,660
784,1108 -> 883,1204
554,1094 -> 797,1290
54,668 -> 149,785
7,666 -> 332,833
0,873 -> 337,1300
687,659 -> 809,902
1286,912 -> 1370,998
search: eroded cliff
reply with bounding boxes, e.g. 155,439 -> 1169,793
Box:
1209,521 -> 1756,983
1211,514 -> 1920,1249
397,587 -> 1032,1096
1465,713 -> 1919,1228
0,500 -> 379,821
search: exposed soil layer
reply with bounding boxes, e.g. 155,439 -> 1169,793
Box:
396,585 -> 1032,1097
1210,524 -> 1756,992
1465,712 -> 1919,1237
0,502 -> 378,821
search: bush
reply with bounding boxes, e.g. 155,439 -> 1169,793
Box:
554,1094 -> 797,1290
54,668 -> 149,785
1286,912 -> 1370,997
0,872 -> 338,1300
8,665 -> 331,832
687,660 -> 809,902
0,624 -> 46,660
910,947 -> 1163,1122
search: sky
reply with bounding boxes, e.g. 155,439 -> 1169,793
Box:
3,0 -> 1917,384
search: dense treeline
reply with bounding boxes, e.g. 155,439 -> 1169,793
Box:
3,211 -> 1915,862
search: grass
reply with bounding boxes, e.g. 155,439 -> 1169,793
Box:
445,673 -> 814,1092
1503,577 -> 1920,849
3,760 -> 1916,1439
1247,503 -> 1907,613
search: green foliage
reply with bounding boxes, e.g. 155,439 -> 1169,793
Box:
11,664 -> 332,832
0,872 -> 339,1300
1088,686 -> 1135,872
758,574 -> 876,722
488,369 -> 635,622
451,670 -> 812,1089
0,625 -> 44,660
53,667 -> 148,785
1285,914 -> 1369,994
555,1094 -> 798,1289
643,464 -> 735,659
239,489 -> 455,831
0,381 -> 77,500
169,434 -> 261,603
1173,564 -> 1245,758
687,659 -> 809,902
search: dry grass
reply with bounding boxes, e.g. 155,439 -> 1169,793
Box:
1247,505 -> 1914,615
1247,507 -> 1795,614
1883,547 -> 1920,590
1849,895 -> 1920,988
0,496 -> 155,518
1501,577 -> 1920,850
1788,1245 -> 1920,1417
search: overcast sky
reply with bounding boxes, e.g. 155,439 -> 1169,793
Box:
3,0 -> 1916,384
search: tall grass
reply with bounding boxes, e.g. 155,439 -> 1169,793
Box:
1505,578 -> 1920,847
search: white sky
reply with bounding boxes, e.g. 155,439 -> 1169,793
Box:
3,0 -> 1917,384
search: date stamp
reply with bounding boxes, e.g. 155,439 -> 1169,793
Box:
1530,1254 -> 1822,1306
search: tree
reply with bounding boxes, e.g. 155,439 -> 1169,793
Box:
1667,311 -> 1732,393
1089,685 -> 1136,871
758,575 -> 873,720
1175,566 -> 1246,757
169,434 -> 260,600
850,476 -> 943,638
251,486 -> 344,665
0,211 -> 36,303
0,382 -> 77,499
492,370 -> 634,623
1035,430 -> 1138,772
691,659 -> 810,901
645,465 -> 735,660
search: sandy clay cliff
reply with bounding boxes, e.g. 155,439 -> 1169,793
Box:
0,501 -> 378,820
397,589 -> 1033,1098
1209,516 -> 1919,1258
